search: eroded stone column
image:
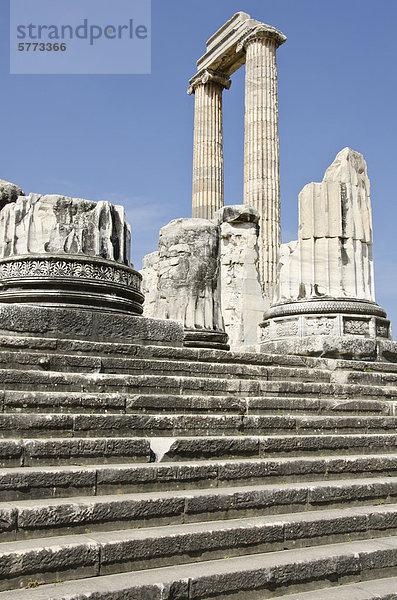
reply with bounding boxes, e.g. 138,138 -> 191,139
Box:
188,70 -> 231,220
238,25 -> 286,301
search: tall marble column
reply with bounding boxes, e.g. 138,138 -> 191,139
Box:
238,25 -> 286,301
188,70 -> 231,220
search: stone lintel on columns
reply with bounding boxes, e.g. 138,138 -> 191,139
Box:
187,69 -> 231,95
206,12 -> 251,52
194,16 -> 285,77
236,24 -> 287,53
196,12 -> 251,76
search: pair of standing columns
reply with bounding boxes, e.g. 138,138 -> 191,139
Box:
188,25 -> 286,300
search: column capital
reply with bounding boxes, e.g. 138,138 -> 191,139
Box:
236,24 -> 286,53
187,69 -> 231,95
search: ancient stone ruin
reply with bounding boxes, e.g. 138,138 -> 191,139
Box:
260,147 -> 394,361
141,13 -> 396,361
1,11 -> 397,600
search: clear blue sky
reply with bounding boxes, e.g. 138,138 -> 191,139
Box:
1,0 -> 396,334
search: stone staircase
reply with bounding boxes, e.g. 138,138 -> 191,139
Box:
1,335 -> 397,598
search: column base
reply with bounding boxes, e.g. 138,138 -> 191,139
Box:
184,328 -> 230,350
0,303 -> 184,347
259,297 -> 395,361
0,255 -> 144,315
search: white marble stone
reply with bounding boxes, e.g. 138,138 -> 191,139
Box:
0,179 -> 24,210
188,71 -> 230,220
277,148 -> 375,303
141,207 -> 266,348
239,26 -> 285,300
0,193 -> 131,265
188,14 -> 286,297
140,251 -> 159,318
195,12 -> 251,76
217,205 -> 265,348
154,218 -> 224,331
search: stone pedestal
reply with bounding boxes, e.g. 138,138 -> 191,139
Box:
188,71 -> 231,220
0,188 -> 183,347
0,303 -> 183,346
0,193 -> 143,314
260,298 -> 393,360
238,25 -> 286,300
0,254 -> 143,314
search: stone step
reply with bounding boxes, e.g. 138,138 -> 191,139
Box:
3,334 -> 397,376
2,504 -> 397,591
1,412 -> 397,438
0,369 -> 396,400
2,473 -> 397,539
150,433 -> 397,462
3,451 -> 397,502
0,437 -> 151,467
0,350 -> 333,383
268,577 -> 397,599
126,394 -> 393,417
0,335 -> 334,368
2,390 -> 392,416
345,370 -> 397,387
2,536 -> 397,599
2,432 -> 396,468
1,390 -> 127,414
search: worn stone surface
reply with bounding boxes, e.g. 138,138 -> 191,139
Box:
155,218 -> 224,332
141,207 -> 265,348
0,332 -> 395,592
277,148 -> 374,303
0,194 -> 131,265
0,304 -> 183,346
140,251 -> 159,318
217,205 -> 265,347
261,148 -> 393,357
5,505 -> 397,591
0,179 -> 24,211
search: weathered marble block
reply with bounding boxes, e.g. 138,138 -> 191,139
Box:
141,251 -> 159,317
277,147 -> 374,303
0,189 -> 145,318
261,147 -> 393,359
141,207 -> 268,350
154,218 -> 227,348
217,205 -> 265,347
0,182 -> 185,346
0,193 -> 131,265
0,179 -> 24,211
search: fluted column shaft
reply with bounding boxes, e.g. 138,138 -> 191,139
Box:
188,71 -> 230,220
242,31 -> 283,300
